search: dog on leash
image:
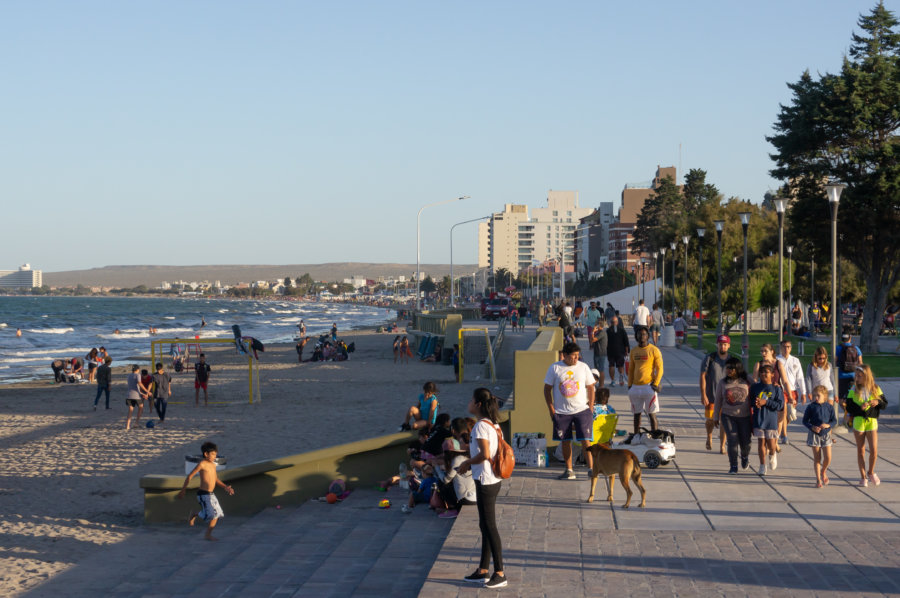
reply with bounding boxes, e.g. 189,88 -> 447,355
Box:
585,443 -> 646,508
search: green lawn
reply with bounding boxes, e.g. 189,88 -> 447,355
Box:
691,331 -> 900,379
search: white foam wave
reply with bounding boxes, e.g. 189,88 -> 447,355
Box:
27,327 -> 74,334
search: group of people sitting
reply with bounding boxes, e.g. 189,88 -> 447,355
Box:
296,334 -> 355,363
51,347 -> 112,384
379,382 -> 475,518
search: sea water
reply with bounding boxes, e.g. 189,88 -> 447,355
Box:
0,296 -> 392,383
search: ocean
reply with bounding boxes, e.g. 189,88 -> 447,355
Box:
0,296 -> 393,384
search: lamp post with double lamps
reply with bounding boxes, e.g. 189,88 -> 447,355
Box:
418,196 -> 468,309
825,183 -> 845,405
714,219 -> 725,334
739,212 -> 752,370
775,198 -> 787,342
450,215 -> 487,307
670,241 -> 677,316
696,227 -> 706,349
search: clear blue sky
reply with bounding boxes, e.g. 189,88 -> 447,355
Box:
1,1 -> 890,272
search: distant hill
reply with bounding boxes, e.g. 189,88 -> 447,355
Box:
43,263 -> 478,288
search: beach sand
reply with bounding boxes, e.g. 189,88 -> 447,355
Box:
0,328 -> 509,597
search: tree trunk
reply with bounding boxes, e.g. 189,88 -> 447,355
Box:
859,271 -> 889,354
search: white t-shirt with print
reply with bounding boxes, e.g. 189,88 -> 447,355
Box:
470,419 -> 500,486
544,360 -> 596,415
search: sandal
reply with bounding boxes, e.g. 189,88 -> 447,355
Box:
816,481 -> 823,488
822,474 -> 829,486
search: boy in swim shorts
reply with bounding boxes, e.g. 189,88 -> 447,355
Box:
178,441 -> 234,541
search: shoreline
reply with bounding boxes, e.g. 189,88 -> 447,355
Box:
0,323 -> 496,597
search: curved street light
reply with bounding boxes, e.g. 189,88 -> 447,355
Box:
418,196 -> 468,309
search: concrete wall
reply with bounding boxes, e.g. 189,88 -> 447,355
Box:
508,327 -> 563,443
140,432 -> 416,523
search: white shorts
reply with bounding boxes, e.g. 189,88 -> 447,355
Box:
197,491 -> 224,521
628,384 -> 660,415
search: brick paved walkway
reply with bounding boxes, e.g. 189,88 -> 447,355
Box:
420,344 -> 900,597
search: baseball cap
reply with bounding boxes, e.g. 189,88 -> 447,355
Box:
841,332 -> 851,340
716,335 -> 731,344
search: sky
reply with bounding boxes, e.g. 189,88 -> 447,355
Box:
1,0 -> 892,272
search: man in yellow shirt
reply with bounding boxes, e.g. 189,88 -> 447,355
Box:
627,326 -> 664,434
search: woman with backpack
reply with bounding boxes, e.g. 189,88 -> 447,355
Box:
844,364 -> 887,487
456,388 -> 508,589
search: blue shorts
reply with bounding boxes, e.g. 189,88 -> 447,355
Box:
196,490 -> 224,521
553,409 -> 593,442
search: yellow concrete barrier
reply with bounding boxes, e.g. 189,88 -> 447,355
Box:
508,327 -> 563,442
140,432 -> 415,522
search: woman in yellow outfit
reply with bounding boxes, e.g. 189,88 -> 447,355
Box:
843,365 -> 887,487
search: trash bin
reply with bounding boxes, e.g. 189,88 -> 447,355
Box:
184,455 -> 226,476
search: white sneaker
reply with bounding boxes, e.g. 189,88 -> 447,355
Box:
769,453 -> 778,471
759,463 -> 767,476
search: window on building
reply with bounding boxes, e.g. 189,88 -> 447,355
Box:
567,211 -> 572,216
552,211 -> 558,216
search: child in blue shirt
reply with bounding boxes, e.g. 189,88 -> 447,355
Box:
593,387 -> 615,415
749,364 -> 784,476
399,381 -> 440,431
803,385 -> 837,488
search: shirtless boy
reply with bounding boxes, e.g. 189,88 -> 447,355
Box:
178,441 -> 234,540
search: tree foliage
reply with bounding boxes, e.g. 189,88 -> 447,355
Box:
768,2 -> 900,351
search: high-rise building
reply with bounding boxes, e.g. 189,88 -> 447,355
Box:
0,264 -> 42,289
608,166 -> 677,275
479,192 -> 594,276
479,204 -> 530,274
576,202 -> 614,277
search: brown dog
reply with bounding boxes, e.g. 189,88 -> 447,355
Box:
586,443 -> 646,508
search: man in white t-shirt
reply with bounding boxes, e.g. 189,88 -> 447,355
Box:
634,299 -> 650,328
543,342 -> 596,480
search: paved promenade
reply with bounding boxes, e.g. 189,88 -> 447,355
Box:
23,333 -> 900,597
421,343 -> 900,597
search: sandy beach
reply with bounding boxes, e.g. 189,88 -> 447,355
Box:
0,328 -> 508,597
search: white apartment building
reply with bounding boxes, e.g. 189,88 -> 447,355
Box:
0,264 -> 42,289
479,192 -> 594,275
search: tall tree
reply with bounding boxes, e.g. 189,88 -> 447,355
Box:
768,2 -> 900,352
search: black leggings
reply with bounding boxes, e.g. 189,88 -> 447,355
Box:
475,480 -> 503,572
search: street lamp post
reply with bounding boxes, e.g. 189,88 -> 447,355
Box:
670,241 -> 677,316
682,235 -> 689,328
787,245 -> 793,333
696,227 -> 706,350
714,220 -> 725,334
418,196 -> 468,310
652,251 -> 658,306
825,183 -> 845,407
739,212 -> 752,370
450,215 -> 487,307
659,247 -> 667,315
775,198 -> 786,342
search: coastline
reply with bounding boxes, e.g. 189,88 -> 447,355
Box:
0,325 -> 496,597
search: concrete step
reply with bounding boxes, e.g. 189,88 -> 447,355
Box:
30,487 -> 453,598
